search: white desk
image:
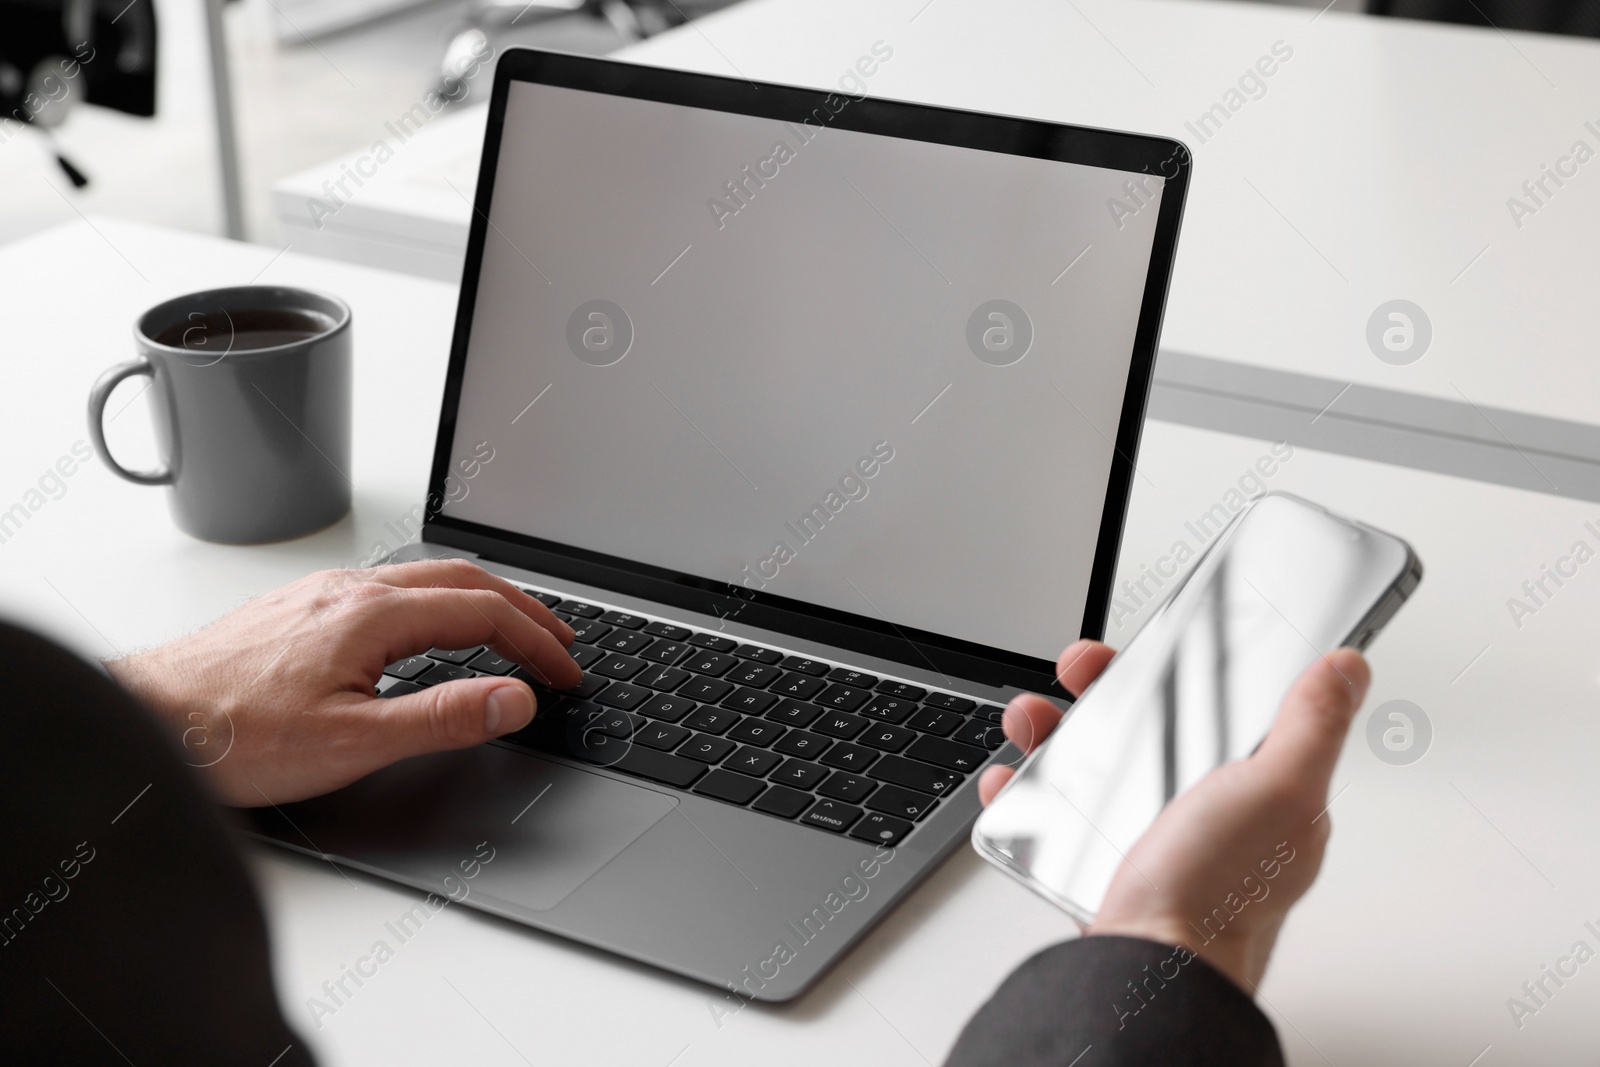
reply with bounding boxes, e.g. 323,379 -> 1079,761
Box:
272,0 -> 1600,501
6,217 -> 1600,1065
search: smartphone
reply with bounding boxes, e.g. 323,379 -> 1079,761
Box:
971,492 -> 1422,923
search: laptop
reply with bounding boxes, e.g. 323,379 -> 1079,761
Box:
250,47 -> 1189,1001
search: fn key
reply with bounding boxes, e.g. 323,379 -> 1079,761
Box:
848,811 -> 913,846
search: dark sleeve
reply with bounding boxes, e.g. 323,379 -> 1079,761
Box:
945,936 -> 1284,1067
0,620 -> 316,1067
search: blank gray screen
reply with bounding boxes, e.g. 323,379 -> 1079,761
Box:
443,79 -> 1165,661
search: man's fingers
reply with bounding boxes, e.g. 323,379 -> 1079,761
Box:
367,677 -> 536,764
362,559 -> 576,644
1056,639 -> 1115,697
978,765 -> 1014,806
369,586 -> 583,689
1001,694 -> 1064,754
1252,648 -> 1370,790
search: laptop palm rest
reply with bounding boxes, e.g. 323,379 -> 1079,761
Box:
247,744 -> 677,912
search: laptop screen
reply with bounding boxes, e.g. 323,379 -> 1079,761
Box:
437,64 -> 1177,666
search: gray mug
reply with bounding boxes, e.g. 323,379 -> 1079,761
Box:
88,285 -> 352,544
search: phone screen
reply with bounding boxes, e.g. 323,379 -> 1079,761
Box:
972,493 -> 1417,921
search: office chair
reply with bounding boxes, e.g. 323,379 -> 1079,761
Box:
0,0 -> 159,187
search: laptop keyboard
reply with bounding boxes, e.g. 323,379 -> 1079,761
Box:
377,586 -> 1008,847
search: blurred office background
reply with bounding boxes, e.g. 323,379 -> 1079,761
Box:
1,0 -> 1591,252
0,0 -> 736,246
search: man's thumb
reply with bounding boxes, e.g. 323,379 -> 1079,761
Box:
1254,649 -> 1370,787
375,678 -> 536,762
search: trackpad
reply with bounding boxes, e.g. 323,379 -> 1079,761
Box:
250,745 -> 676,912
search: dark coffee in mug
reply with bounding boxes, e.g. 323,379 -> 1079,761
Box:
89,286 -> 353,544
147,307 -> 340,353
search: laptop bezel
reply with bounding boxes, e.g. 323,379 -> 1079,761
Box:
422,47 -> 1190,698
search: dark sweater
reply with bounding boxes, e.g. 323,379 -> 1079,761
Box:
0,621 -> 1282,1066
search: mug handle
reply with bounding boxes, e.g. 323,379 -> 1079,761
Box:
88,358 -> 174,486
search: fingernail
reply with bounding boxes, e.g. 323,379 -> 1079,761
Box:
1001,699 -> 1027,739
485,685 -> 534,734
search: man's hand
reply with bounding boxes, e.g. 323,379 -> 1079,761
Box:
978,638 -> 1370,994
105,559 -> 582,807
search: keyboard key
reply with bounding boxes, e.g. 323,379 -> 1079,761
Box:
559,601 -> 603,619
906,707 -> 963,737
689,633 -> 738,652
868,755 -> 962,796
565,674 -> 609,698
975,704 -> 1007,724
780,656 -> 829,676
875,680 -> 927,701
586,706 -> 640,738
752,785 -> 812,819
860,696 -> 916,724
816,683 -> 870,711
417,663 -> 475,686
679,733 -> 736,764
773,730 -> 831,760
684,706 -> 741,735
594,682 -> 650,711
923,692 -> 976,714
427,646 -> 484,665
557,702 -> 605,738
813,712 -> 869,741
727,662 -> 783,689
860,723 -> 915,752
906,734 -> 989,773
819,742 -> 878,773
679,677 -> 735,704
635,665 -> 691,691
466,649 -> 517,676
641,640 -> 692,665
770,673 -> 827,700
693,769 -> 766,805
604,745 -> 706,788
635,721 -> 691,751
638,694 -> 696,722
725,746 -> 783,777
802,799 -> 864,833
770,758 -> 828,790
569,618 -> 612,643
570,646 -> 605,670
566,728 -> 629,765
523,589 -> 562,609
727,717 -> 785,747
817,771 -> 876,804
827,668 -> 878,688
848,811 -> 914,846
721,688 -> 778,715
597,630 -> 653,655
684,650 -> 738,677
953,718 -> 1006,750
866,783 -> 938,820
378,680 -> 423,699
600,610 -> 647,629
500,712 -> 558,753
766,699 -> 824,728
383,655 -> 432,680
735,644 -> 783,665
592,655 -> 646,681
643,620 -> 691,640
